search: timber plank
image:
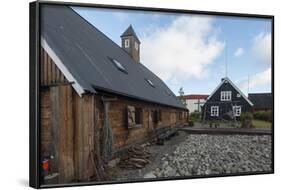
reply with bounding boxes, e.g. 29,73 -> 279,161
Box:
43,50 -> 48,85
58,86 -> 74,183
74,93 -> 83,180
50,87 -> 59,174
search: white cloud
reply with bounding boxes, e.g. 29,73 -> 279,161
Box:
234,47 -> 244,57
113,12 -> 130,22
238,68 -> 271,91
252,32 -> 271,65
140,16 -> 225,83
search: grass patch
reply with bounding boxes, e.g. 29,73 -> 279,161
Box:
252,119 -> 272,128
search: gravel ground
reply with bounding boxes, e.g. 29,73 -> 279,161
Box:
113,133 -> 272,180
146,134 -> 272,178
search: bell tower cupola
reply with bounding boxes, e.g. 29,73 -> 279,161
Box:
120,25 -> 140,63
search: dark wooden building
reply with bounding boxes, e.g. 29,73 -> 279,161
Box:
248,93 -> 272,112
40,5 -> 188,184
202,77 -> 253,121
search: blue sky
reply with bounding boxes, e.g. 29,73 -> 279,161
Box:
73,6 -> 272,96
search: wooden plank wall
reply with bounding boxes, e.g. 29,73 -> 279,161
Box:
49,85 -> 75,183
73,94 -> 95,181
94,95 -> 188,150
40,48 -> 96,183
40,90 -> 51,156
47,85 -> 96,183
40,47 -> 68,86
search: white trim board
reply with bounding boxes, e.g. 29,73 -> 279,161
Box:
41,37 -> 85,96
205,77 -> 254,106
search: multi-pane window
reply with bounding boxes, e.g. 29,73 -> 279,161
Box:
210,106 -> 219,116
233,106 -> 241,116
221,91 -> 232,101
135,42 -> 138,50
125,39 -> 130,48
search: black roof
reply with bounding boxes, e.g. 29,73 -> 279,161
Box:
120,25 -> 140,43
41,5 -> 186,110
248,93 -> 272,110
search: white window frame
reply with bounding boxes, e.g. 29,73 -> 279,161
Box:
135,42 -> 138,50
125,39 -> 130,48
221,91 -> 232,101
210,106 -> 219,117
233,106 -> 241,116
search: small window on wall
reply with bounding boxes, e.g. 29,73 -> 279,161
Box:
176,112 -> 182,120
135,42 -> 138,50
152,110 -> 162,123
125,39 -> 130,48
135,108 -> 143,125
127,105 -> 142,128
211,106 -> 219,116
159,110 -> 162,122
233,106 -> 241,116
152,110 -> 158,123
221,91 -> 232,101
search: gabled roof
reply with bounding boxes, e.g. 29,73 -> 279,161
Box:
41,5 -> 186,110
205,77 -> 254,106
120,25 -> 140,43
248,93 -> 272,109
178,94 -> 209,100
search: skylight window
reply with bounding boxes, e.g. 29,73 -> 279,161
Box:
165,89 -> 172,96
145,78 -> 155,88
109,57 -> 128,74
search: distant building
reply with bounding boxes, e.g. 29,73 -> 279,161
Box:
202,77 -> 253,121
248,93 -> 272,112
178,94 -> 209,113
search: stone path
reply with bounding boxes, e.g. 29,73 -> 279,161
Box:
145,134 -> 272,178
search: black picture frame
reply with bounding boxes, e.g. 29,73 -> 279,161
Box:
30,1 -> 274,188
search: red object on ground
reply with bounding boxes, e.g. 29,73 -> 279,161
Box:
42,159 -> 49,171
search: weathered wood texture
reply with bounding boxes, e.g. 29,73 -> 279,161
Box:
40,47 -> 68,86
40,49 -> 97,183
50,85 -> 75,183
41,85 -> 96,183
73,93 -> 95,181
94,95 -> 188,150
40,90 -> 51,155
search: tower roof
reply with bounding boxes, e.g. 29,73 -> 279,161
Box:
120,25 -> 140,43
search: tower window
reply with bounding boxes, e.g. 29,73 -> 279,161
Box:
135,42 -> 138,50
125,39 -> 130,48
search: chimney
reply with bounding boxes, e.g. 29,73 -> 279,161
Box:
120,25 -> 140,63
